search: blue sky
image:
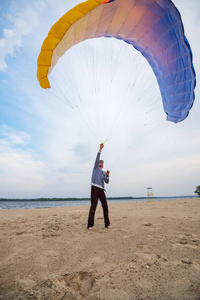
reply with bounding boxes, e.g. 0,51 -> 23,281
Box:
0,0 -> 200,199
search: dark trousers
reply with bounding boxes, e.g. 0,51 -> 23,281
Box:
87,186 -> 110,228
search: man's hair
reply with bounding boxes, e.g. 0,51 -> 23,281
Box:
99,160 -> 104,164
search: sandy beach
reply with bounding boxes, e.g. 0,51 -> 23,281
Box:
0,198 -> 199,300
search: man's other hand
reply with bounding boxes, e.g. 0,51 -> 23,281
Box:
106,170 -> 110,177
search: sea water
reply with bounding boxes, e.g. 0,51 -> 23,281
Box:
0,196 -> 196,210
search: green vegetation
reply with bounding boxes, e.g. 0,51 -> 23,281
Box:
194,185 -> 200,197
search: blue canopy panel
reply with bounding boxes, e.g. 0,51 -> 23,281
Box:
105,0 -> 196,122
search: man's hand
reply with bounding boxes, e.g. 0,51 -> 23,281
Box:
99,143 -> 104,151
106,170 -> 110,177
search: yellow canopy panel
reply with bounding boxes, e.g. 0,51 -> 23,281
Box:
37,0 -> 105,89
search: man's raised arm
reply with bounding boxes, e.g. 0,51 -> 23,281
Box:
94,143 -> 104,168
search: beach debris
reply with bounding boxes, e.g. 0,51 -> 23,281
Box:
15,231 -> 26,235
180,239 -> 188,245
181,259 -> 193,265
145,264 -> 150,269
142,223 -> 153,227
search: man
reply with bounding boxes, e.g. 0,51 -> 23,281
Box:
87,143 -> 111,229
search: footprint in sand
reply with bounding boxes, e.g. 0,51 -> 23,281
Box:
173,234 -> 199,249
63,271 -> 95,296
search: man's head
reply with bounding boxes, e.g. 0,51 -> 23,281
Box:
99,160 -> 104,169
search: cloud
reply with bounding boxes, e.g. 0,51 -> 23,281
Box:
0,125 -> 47,198
0,7 -> 39,71
0,123 -> 94,198
0,124 -> 30,146
0,146 -> 47,198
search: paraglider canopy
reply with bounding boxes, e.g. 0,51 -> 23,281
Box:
37,0 -> 196,123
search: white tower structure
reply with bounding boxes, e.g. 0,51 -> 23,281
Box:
146,187 -> 154,201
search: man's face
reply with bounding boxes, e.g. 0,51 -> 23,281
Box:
99,161 -> 104,169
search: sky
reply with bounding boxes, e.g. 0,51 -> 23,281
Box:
0,0 -> 199,199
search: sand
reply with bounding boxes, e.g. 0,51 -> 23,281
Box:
0,198 -> 199,300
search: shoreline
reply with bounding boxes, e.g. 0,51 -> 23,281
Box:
0,196 -> 198,211
0,195 -> 197,201
0,198 -> 199,299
